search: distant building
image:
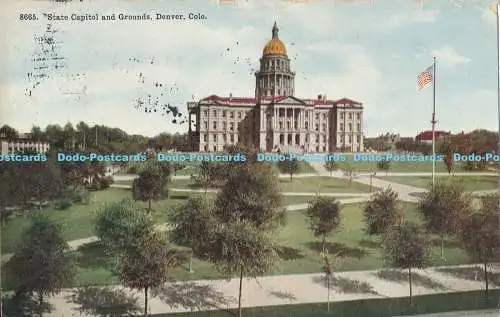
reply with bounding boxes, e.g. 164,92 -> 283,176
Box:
415,130 -> 451,144
186,22 -> 364,153
0,133 -> 50,155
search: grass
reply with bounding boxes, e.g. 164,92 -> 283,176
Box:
278,177 -> 371,193
21,202 -> 469,288
378,175 -> 497,191
0,189 -> 129,255
150,290 -> 499,317
116,177 -> 372,194
0,188 -> 215,255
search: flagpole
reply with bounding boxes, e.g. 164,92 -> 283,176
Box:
431,56 -> 437,189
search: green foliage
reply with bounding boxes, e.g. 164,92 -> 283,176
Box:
382,221 -> 430,270
304,196 -> 342,250
214,163 -> 286,231
118,231 -> 172,316
376,159 -> 390,173
118,231 -> 171,290
323,158 -> 338,175
459,195 -> 500,265
211,220 -> 279,280
1,292 -> 53,317
5,214 -> 75,303
417,182 -> 472,237
172,162 -> 186,176
168,196 -> 217,258
54,196 -> 73,210
94,199 -> 154,252
277,154 -> 300,181
363,187 -> 401,236
132,163 -> 168,208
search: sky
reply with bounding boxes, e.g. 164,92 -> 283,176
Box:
0,0 -> 498,137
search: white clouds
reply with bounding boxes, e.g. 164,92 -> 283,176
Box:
384,10 -> 438,29
430,46 -> 471,67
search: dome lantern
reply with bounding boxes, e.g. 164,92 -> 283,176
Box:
262,22 -> 287,57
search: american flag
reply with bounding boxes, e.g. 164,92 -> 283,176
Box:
417,65 -> 433,90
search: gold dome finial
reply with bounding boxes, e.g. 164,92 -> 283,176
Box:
263,22 -> 287,57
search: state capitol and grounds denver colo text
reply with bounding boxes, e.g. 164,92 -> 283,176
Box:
43,12 -> 207,22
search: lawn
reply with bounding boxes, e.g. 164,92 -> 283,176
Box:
47,202 -> 469,288
117,177 -> 371,194
378,175 -> 498,191
152,290 -> 499,317
0,188 -> 215,255
278,177 -> 371,193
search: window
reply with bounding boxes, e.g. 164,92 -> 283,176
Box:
305,121 -> 309,130
348,113 -> 353,120
230,122 -> 234,130
322,135 -> 326,142
223,122 -> 227,130
213,146 -> 216,152
316,146 -> 319,152
315,124 -> 319,131
204,145 -> 208,151
305,134 -> 310,142
357,123 -> 361,132
279,121 -> 283,129
340,123 -> 344,132
287,122 -> 291,129
280,134 -> 284,144
213,134 -> 217,142
204,110 -> 208,117
348,135 -> 352,143
356,113 -> 361,120
356,135 -> 361,143
203,121 -> 208,130
222,111 -> 226,118
339,113 -> 344,120
323,146 -> 326,152
316,134 -> 320,142
295,134 -> 300,145
323,113 -> 326,119
315,113 -> 319,120
348,123 -> 352,132
203,134 -> 207,142
223,134 -> 227,142
294,121 -> 298,129
230,111 -> 234,118
322,123 -> 326,132
230,134 -> 234,142
213,110 -> 217,117
238,112 -> 242,119
213,121 -> 217,129
288,134 -> 292,145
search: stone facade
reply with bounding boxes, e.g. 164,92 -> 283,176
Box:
187,23 -> 364,153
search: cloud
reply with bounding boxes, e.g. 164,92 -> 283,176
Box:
384,10 -> 438,29
430,46 -> 471,67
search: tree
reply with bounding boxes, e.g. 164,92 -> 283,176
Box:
5,214 -> 75,317
363,187 -> 402,236
304,196 -> 342,253
342,162 -> 355,187
417,182 -> 472,260
277,154 -> 300,181
209,164 -> 285,317
459,194 -> 500,296
214,163 -> 285,231
323,159 -> 338,176
95,199 -> 154,253
376,159 -> 390,176
132,163 -> 167,212
211,220 -> 279,317
382,221 -> 430,305
172,162 -> 185,176
439,138 -> 454,176
168,196 -> 217,272
118,231 -> 171,317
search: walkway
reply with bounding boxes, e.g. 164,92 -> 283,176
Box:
397,310 -> 500,317
46,264 -> 499,316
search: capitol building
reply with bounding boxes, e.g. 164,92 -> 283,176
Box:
187,22 -> 364,153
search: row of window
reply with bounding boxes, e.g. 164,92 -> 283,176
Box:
203,109 -> 361,121
203,110 -> 246,119
262,59 -> 289,71
203,134 -> 238,143
339,123 -> 361,132
339,112 -> 361,120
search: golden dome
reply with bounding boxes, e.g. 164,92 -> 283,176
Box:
262,22 -> 287,57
